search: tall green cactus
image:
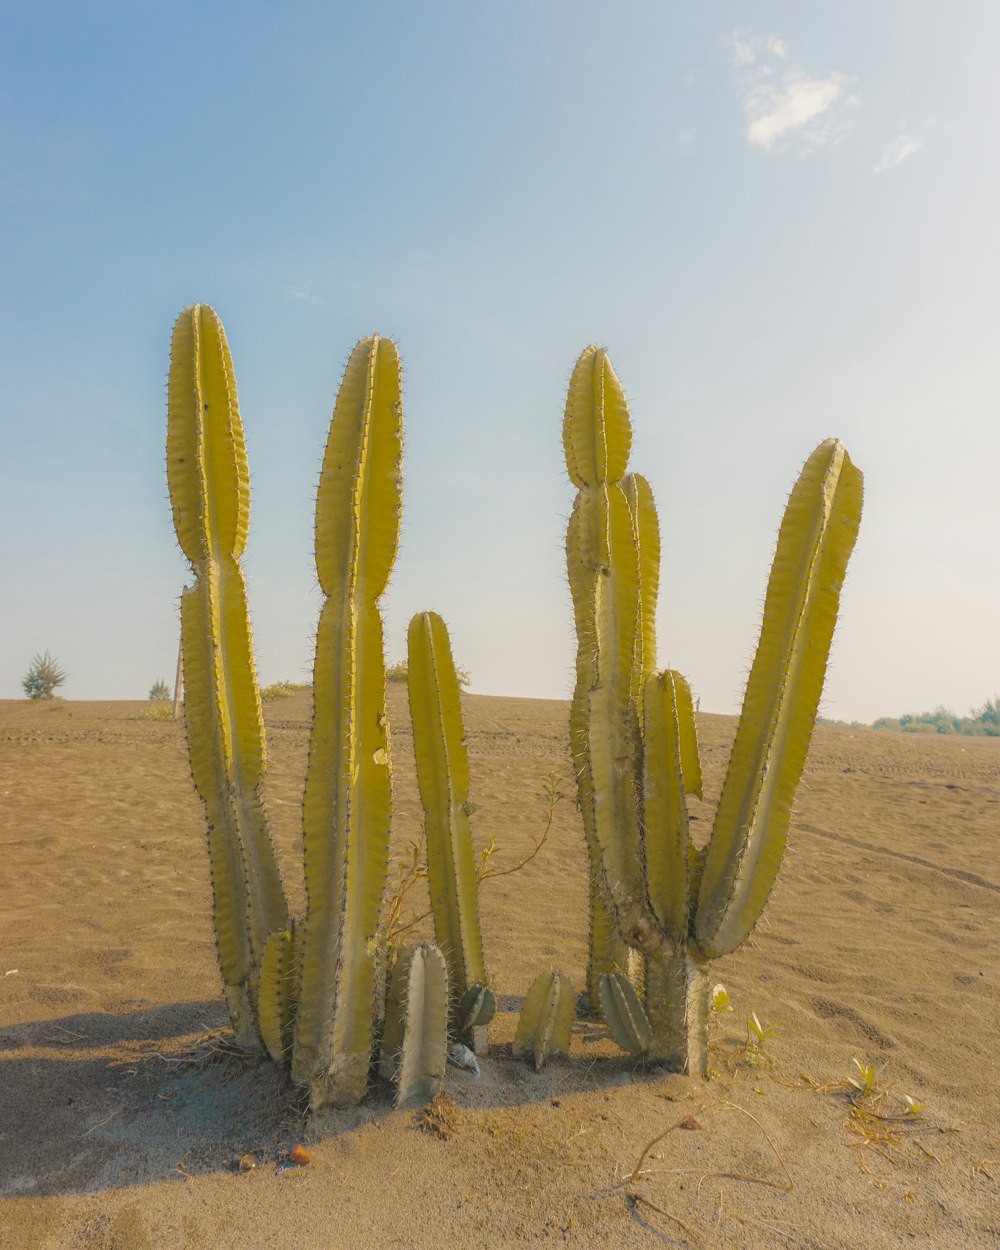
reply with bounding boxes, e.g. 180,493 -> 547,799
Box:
291,335 -> 403,1110
564,345 -> 863,1075
167,310 -> 405,1108
406,611 -> 494,1051
564,348 -> 661,1002
166,304 -> 289,1049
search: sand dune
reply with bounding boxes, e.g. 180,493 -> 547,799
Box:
1,689 -> 997,1248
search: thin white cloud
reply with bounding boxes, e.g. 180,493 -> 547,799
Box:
874,133 -> 922,173
731,32 -> 859,156
283,286 -> 321,303
732,35 -> 758,66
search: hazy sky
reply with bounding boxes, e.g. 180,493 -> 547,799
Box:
2,2 -> 997,722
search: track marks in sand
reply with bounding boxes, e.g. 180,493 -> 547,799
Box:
799,822 -> 1000,895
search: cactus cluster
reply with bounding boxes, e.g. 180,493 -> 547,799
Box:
167,305 -> 863,1105
564,346 -> 863,1074
166,306 -> 490,1110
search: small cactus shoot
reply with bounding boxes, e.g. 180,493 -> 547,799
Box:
379,943 -> 450,1106
513,971 -> 575,1071
406,610 -> 491,1051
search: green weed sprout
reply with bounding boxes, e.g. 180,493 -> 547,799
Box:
746,1012 -> 778,1056
848,1057 -> 887,1096
710,983 -> 733,1015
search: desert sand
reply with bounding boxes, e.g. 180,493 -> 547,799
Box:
0,687 -> 997,1249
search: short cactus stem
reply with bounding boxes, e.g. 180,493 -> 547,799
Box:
644,950 -> 709,1076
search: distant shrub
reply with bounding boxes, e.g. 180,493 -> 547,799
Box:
260,680 -> 306,702
874,699 -> 1000,737
148,679 -> 171,700
974,696 -> 1000,732
23,651 -> 67,700
387,660 -> 470,688
139,705 -> 175,721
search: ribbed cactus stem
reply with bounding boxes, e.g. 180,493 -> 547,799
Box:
513,971 -> 575,1071
564,345 -> 863,1079
379,943 -> 449,1107
406,611 -> 489,1046
564,349 -> 662,995
166,304 -> 288,1050
291,335 -> 402,1109
643,953 -> 709,1076
695,439 -> 864,958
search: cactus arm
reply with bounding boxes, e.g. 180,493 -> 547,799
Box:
695,440 -> 864,958
406,612 -> 487,1013
458,983 -> 497,1031
564,354 -> 665,975
621,474 -> 660,710
292,337 -> 402,1108
642,671 -> 693,946
586,486 -> 660,952
673,672 -> 703,800
567,498 -> 632,997
379,944 -> 449,1106
513,972 -> 574,1071
179,582 -> 255,1035
258,927 -> 300,1065
167,304 -> 249,564
562,346 -> 632,489
167,305 -> 287,1047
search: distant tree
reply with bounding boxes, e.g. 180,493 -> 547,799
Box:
975,696 -> 1000,729
23,651 -> 67,700
148,680 -> 171,700
875,698 -> 1000,737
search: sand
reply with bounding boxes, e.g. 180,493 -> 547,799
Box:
0,688 -> 997,1249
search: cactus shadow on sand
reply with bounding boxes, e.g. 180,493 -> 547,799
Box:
0,999 -> 676,1199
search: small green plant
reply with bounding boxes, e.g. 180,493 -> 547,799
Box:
903,1094 -> 927,1117
710,983 -> 733,1015
743,1012 -> 778,1066
848,1057 -> 887,1097
148,679 -> 171,700
23,651 -> 67,700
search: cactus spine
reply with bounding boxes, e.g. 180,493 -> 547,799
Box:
406,611 -> 493,1051
291,336 -> 403,1109
166,305 -> 288,1049
565,345 -> 863,1075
